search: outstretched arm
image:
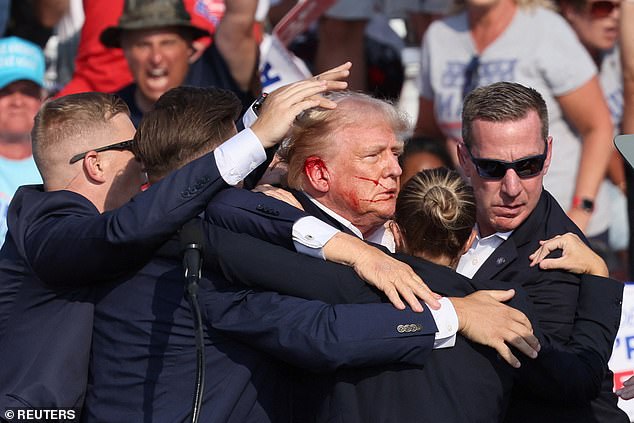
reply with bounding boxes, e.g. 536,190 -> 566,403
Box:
558,77 -> 614,232
24,73 -> 346,287
200,286 -> 438,372
213,0 -> 258,92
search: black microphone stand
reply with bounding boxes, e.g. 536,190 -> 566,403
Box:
181,220 -> 206,423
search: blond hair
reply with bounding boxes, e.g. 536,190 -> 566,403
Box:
394,168 -> 475,261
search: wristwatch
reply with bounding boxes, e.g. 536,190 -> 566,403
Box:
252,92 -> 268,117
572,196 -> 594,213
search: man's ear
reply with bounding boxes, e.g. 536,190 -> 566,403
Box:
303,156 -> 331,193
542,136 -> 553,175
457,142 -> 472,177
82,151 -> 107,183
189,41 -> 204,64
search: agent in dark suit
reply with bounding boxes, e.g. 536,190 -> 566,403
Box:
0,75 -> 347,418
204,90 -> 621,421
81,85 -> 447,423
206,172 -> 622,422
455,81 -> 627,422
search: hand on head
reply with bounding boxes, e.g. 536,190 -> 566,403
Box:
250,62 -> 351,148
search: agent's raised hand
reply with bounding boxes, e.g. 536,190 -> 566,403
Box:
251,62 -> 351,148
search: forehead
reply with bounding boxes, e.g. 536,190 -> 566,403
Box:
109,112 -> 136,139
333,116 -> 402,153
470,112 -> 544,159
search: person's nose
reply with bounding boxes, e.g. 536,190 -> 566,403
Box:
6,91 -> 27,106
148,45 -> 164,66
384,153 -> 402,178
501,169 -> 522,197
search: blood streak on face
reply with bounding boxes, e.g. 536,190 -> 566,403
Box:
318,115 -> 403,235
354,176 -> 390,190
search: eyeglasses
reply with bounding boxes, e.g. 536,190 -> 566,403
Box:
462,56 -> 480,99
465,140 -> 548,180
69,139 -> 135,164
588,1 -> 620,19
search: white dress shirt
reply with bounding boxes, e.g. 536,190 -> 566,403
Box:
456,227 -> 513,278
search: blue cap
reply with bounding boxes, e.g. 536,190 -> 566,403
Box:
0,36 -> 45,89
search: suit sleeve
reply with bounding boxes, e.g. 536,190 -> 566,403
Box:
204,223 -> 385,304
199,285 -> 438,372
20,151 -> 230,288
512,275 -> 624,404
205,187 -> 305,250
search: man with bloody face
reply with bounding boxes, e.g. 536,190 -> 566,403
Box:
282,91 -> 406,250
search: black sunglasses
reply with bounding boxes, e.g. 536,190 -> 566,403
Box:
69,139 -> 135,164
465,140 -> 548,180
589,1 -> 619,19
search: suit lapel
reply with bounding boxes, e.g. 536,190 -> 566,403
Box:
473,191 -> 548,281
474,238 -> 519,281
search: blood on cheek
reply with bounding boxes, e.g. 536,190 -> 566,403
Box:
354,176 -> 389,190
354,176 -> 389,203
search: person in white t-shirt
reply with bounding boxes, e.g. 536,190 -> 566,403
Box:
415,0 -> 614,243
559,0 -> 628,276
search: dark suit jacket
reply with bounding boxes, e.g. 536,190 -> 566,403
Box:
83,229 -> 439,423
206,188 -> 624,422
0,150 -> 234,414
470,190 -> 627,423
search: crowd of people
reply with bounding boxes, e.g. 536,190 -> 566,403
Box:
0,0 -> 633,422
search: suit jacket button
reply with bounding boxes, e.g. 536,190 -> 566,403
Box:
397,325 -> 405,333
256,204 -> 264,211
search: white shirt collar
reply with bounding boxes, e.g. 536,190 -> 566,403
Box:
304,193 -> 395,252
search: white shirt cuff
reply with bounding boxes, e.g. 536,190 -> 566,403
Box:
430,297 -> 458,349
292,216 -> 340,259
242,103 -> 258,129
214,128 -> 266,185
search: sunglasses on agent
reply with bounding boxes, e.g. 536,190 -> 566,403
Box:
69,139 -> 135,164
465,139 -> 548,180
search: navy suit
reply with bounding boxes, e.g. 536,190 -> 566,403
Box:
0,151 -> 237,414
84,229 -> 438,422
206,187 -> 624,422
470,191 -> 627,423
